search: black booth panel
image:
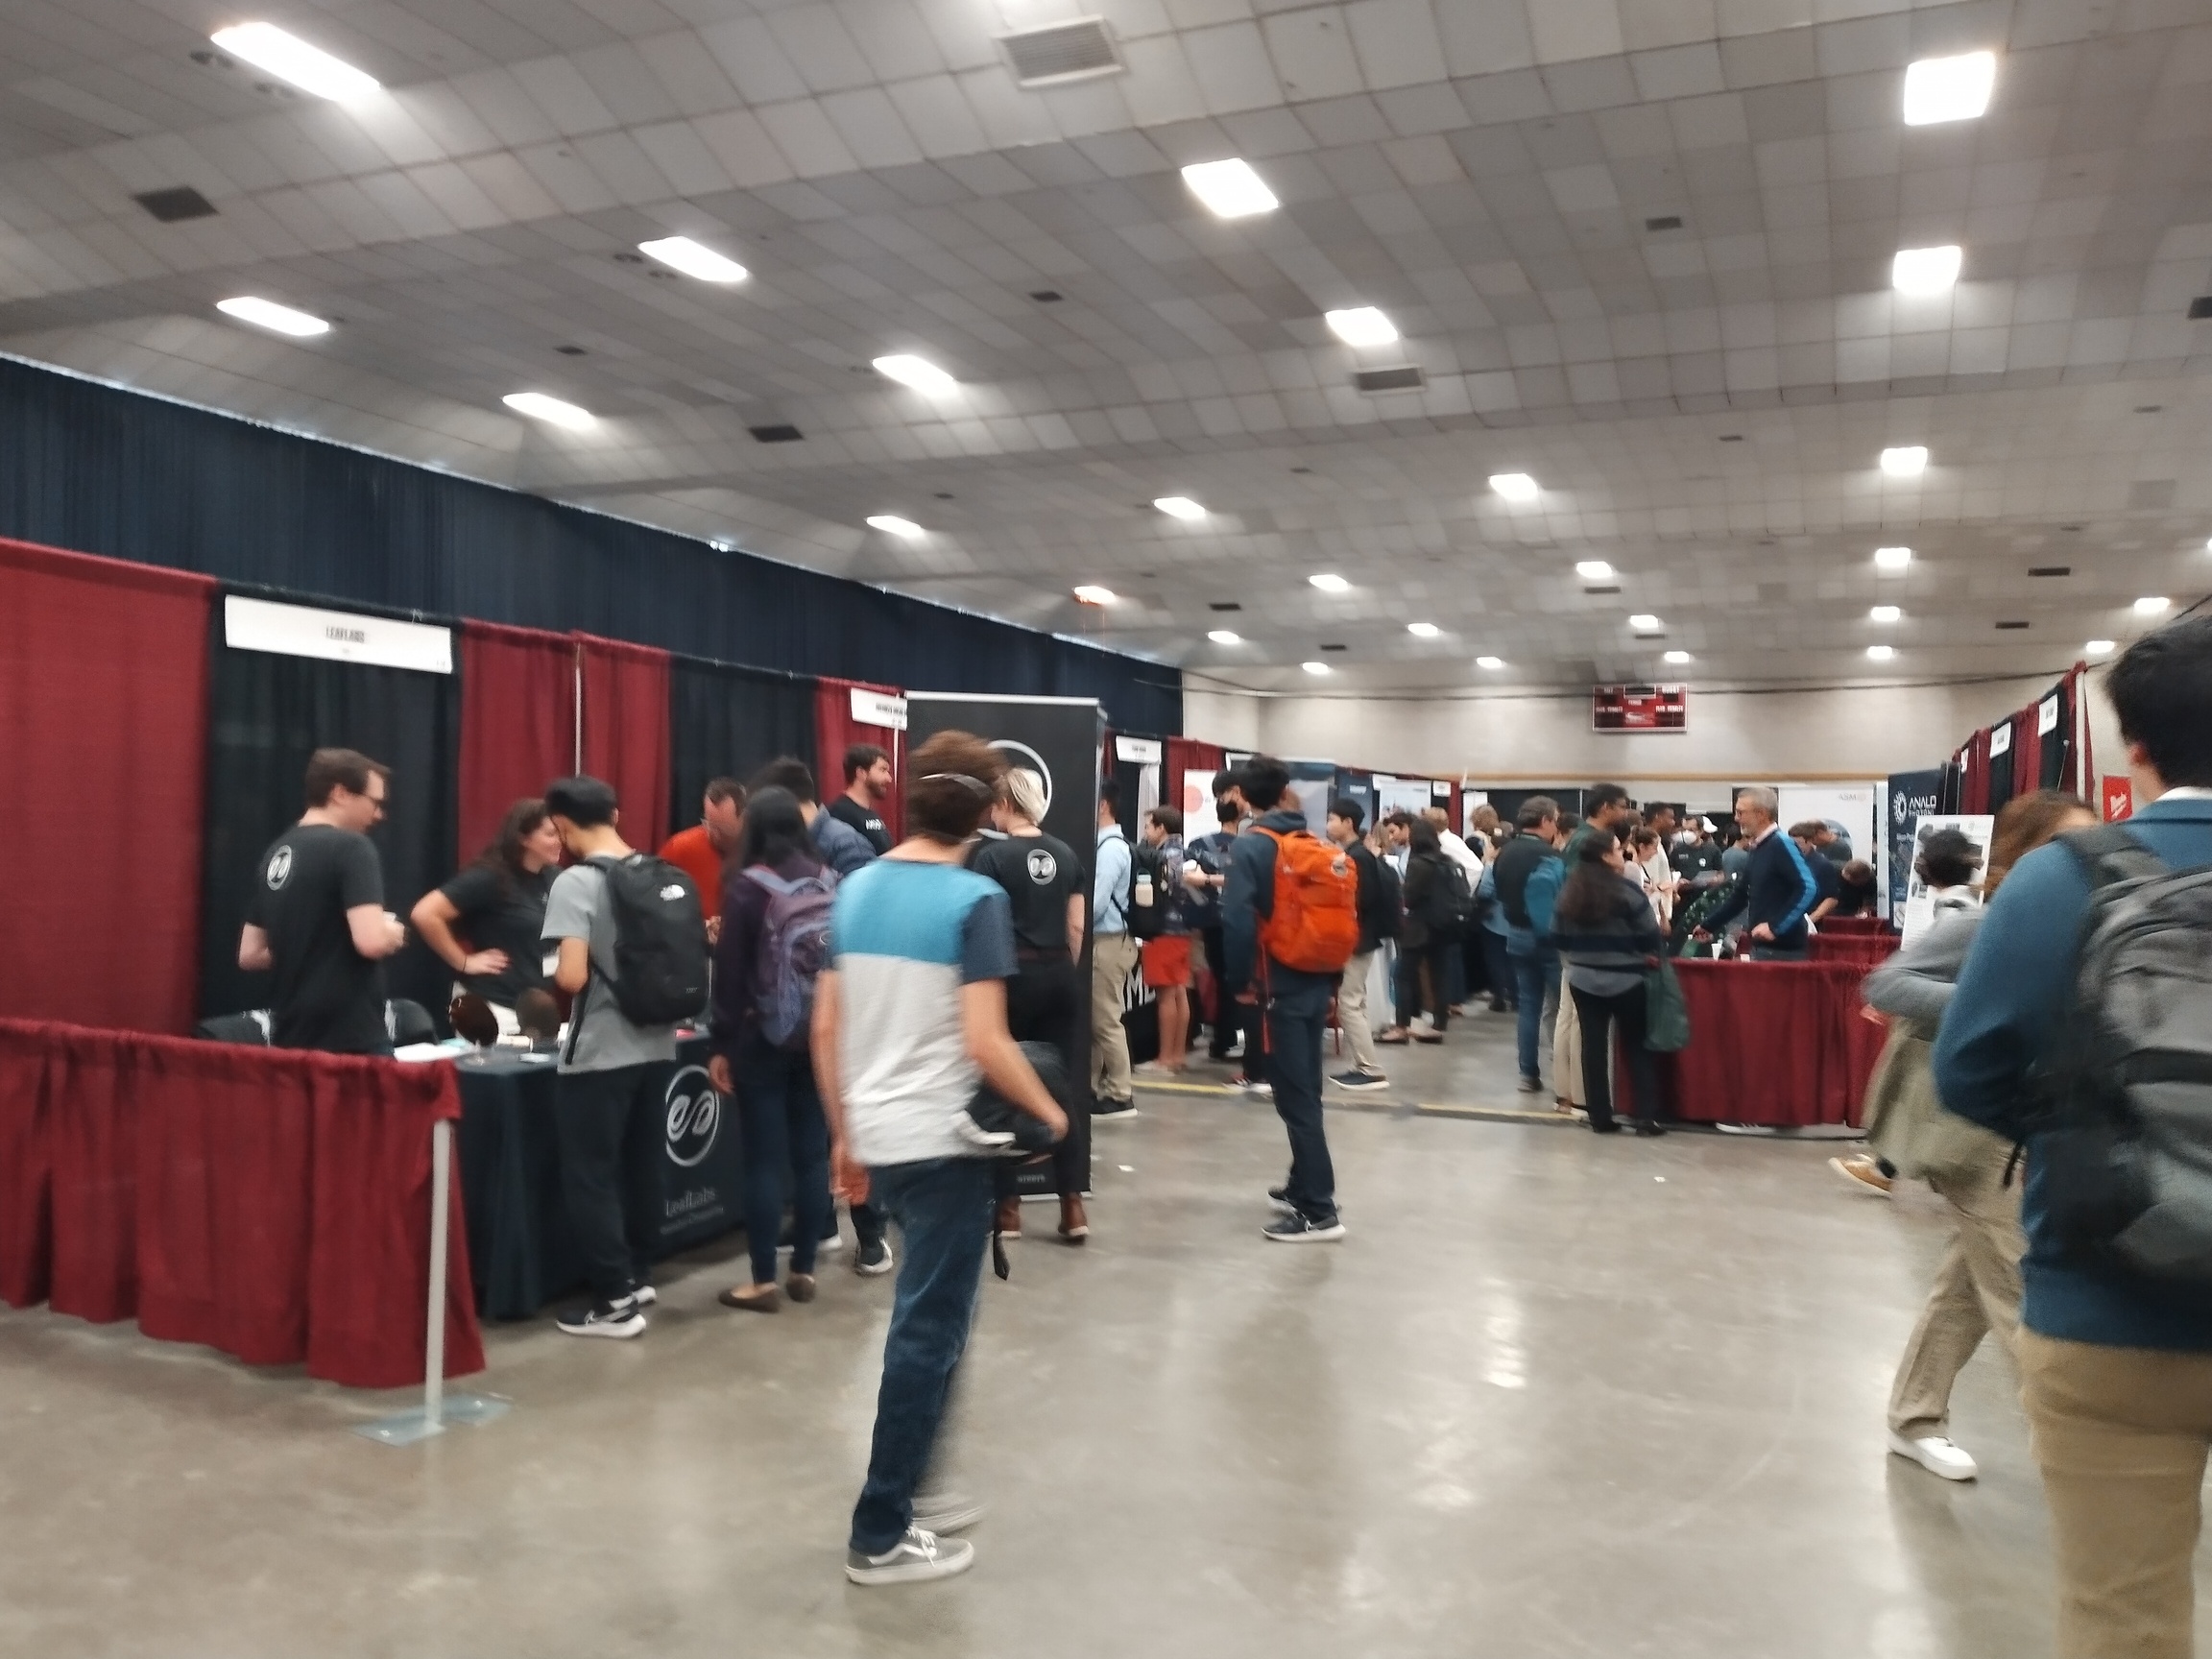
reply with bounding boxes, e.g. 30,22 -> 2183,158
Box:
666,659 -> 817,833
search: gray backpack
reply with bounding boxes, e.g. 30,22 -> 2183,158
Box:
2037,826 -> 2212,1282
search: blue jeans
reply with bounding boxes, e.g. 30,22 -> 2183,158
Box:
1265,967 -> 1336,1221
734,1042 -> 831,1286
1511,951 -> 1559,1082
1750,945 -> 1808,962
849,1156 -> 994,1554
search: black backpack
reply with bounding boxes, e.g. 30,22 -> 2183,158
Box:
583,853 -> 709,1027
2034,827 -> 2212,1283
1423,858 -> 1478,940
1125,839 -> 1168,941
1370,854 -> 1404,942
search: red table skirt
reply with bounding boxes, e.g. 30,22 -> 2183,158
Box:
0,1020 -> 483,1388
1811,931 -> 1901,966
1626,960 -> 1887,1128
1816,915 -> 1890,935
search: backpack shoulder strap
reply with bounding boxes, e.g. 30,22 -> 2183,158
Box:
2060,824 -> 2167,893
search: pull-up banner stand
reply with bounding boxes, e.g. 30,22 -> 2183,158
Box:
908,693 -> 1107,1199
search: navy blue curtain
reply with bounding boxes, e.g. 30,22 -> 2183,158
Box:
666,657 -> 817,831
0,355 -> 1179,733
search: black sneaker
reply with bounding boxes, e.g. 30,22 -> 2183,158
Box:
854,1237 -> 895,1277
1266,1185 -> 1298,1215
846,1526 -> 974,1585
1330,1069 -> 1388,1092
631,1283 -> 658,1308
557,1296 -> 645,1338
1516,1073 -> 1545,1094
1092,1097 -> 1140,1122
1263,1211 -> 1346,1242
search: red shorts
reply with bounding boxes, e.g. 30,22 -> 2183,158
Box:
1141,933 -> 1192,988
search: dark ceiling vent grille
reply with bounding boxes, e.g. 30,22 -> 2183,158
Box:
134,186 -> 217,222
1319,642 -> 1348,652
1583,585 -> 1622,595
1645,214 -> 1683,232
2029,565 -> 2071,577
1995,620 -> 2031,630
998,17 -> 1122,86
1209,601 -> 1241,612
748,423 -> 804,444
2189,297 -> 2212,320
1353,366 -> 1426,394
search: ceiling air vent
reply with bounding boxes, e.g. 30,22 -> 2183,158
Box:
134,186 -> 217,222
1209,601 -> 1242,612
998,17 -> 1123,87
1583,585 -> 1622,595
1353,366 -> 1426,394
2029,565 -> 2071,577
1645,215 -> 1683,232
748,423 -> 805,444
1995,620 -> 2031,630
2189,297 -> 2212,320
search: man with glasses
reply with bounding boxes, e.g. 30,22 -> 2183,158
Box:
237,746 -> 407,1053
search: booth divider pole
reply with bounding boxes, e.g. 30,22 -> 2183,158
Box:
422,1117 -> 451,1428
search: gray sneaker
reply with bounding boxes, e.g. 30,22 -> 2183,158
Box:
913,1492 -> 986,1533
846,1526 -> 975,1585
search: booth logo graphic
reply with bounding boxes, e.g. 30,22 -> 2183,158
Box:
265,845 -> 294,889
663,1066 -> 720,1167
1026,848 -> 1059,884
991,739 -> 1053,815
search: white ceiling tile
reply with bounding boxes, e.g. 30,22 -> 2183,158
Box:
765,4 -> 879,96
1528,0 -> 1626,67
1185,22 -> 1289,114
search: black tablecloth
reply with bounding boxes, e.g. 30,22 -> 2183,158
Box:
455,1032 -> 746,1319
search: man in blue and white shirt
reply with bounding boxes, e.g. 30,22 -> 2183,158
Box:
1090,781 -> 1137,1118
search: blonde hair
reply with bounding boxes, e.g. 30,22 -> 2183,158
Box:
1003,767 -> 1047,826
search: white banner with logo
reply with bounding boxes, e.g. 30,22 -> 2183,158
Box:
224,594 -> 452,674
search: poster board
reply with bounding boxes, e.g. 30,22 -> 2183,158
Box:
1899,814 -> 1993,945
1376,776 -> 1432,822
1886,769 -> 1944,920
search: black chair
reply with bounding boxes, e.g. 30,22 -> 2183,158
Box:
385,998 -> 436,1046
194,1011 -> 273,1046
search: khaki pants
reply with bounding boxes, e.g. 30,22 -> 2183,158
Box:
1552,960 -> 1584,1104
2019,1329 -> 2212,1659
1336,950 -> 1378,1075
1091,932 -> 1139,1105
1887,1142 -> 2025,1439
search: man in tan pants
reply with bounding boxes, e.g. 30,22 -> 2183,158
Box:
1886,1143 -> 2024,1462
1090,785 -> 1138,1118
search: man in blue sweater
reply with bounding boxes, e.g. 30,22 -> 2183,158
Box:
1935,616 -> 2212,1659
1693,785 -> 1819,959
1221,755 -> 1342,1242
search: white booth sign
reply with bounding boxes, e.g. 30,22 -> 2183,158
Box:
224,594 -> 453,674
850,687 -> 907,730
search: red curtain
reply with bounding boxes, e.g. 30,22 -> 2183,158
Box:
1,539 -> 213,1034
1621,961 -> 1887,1128
816,676 -> 904,841
0,1019 -> 482,1387
458,621 -> 577,858
577,635 -> 672,854
1960,730 -> 1991,814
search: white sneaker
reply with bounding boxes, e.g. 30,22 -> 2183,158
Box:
846,1526 -> 975,1585
1888,1431 -> 1978,1480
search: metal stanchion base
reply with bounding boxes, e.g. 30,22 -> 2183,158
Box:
351,1393 -> 511,1447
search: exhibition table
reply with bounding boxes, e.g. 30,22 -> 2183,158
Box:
0,1018 -> 483,1387
1621,960 -> 1887,1128
1818,916 -> 1891,936
1810,931 -> 1902,967
456,1032 -> 746,1319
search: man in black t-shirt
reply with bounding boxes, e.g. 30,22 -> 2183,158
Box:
239,748 -> 408,1053
827,743 -> 895,855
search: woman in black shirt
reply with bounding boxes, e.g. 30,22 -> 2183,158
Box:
969,768 -> 1089,1242
1398,820 -> 1458,1044
410,798 -> 562,1029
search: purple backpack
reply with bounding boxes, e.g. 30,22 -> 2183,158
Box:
744,865 -> 838,1048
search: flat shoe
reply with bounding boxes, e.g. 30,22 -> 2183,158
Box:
785,1274 -> 817,1303
717,1285 -> 780,1311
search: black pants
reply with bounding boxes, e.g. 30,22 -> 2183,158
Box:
1201,927 -> 1244,1059
1005,956 -> 1089,1197
554,1060 -> 673,1303
1412,939 -> 1455,1031
1480,930 -> 1515,1008
1571,983 -> 1664,1129
1266,973 -> 1335,1220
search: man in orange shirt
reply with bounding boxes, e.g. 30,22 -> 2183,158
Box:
660,778 -> 744,943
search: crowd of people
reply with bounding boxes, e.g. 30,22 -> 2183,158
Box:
223,616 -> 2212,1636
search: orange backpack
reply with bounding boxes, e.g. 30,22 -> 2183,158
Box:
1256,827 -> 1360,974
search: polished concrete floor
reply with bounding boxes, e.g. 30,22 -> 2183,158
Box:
7,1011 -> 2209,1657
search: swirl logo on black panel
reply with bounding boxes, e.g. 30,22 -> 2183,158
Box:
663,1065 -> 720,1168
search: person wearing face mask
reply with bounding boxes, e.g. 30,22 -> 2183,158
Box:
412,797 -> 565,1036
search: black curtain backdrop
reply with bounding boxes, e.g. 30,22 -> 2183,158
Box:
2042,681 -> 2074,790
1985,734 -> 2016,811
667,657 -> 817,831
0,356 -> 1179,733
200,605 -> 461,1023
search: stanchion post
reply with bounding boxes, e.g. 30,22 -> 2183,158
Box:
422,1116 -> 450,1429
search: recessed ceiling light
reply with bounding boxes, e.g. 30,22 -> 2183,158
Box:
1866,644 -> 1896,661
2135,595 -> 2172,614
1476,656 -> 1504,670
1407,621 -> 1440,637
209,22 -> 379,99
1875,545 -> 1913,571
502,392 -> 594,430
1892,245 -> 1962,295
215,295 -> 329,337
1575,560 -> 1614,580
866,515 -> 923,538
872,354 -> 957,394
1302,661 -> 1332,676
1903,50 -> 1996,126
1869,605 -> 1902,622
1489,472 -> 1539,501
1153,495 -> 1206,519
637,236 -> 748,282
2086,638 -> 2116,656
1628,613 -> 1660,631
1325,306 -> 1398,347
1881,445 -> 1929,476
1310,573 -> 1350,593
1181,158 -> 1277,219
1663,650 -> 1692,664
1073,585 -> 1116,606
1207,629 -> 1241,645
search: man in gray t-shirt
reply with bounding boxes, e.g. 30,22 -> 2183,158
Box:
540,775 -> 681,1340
